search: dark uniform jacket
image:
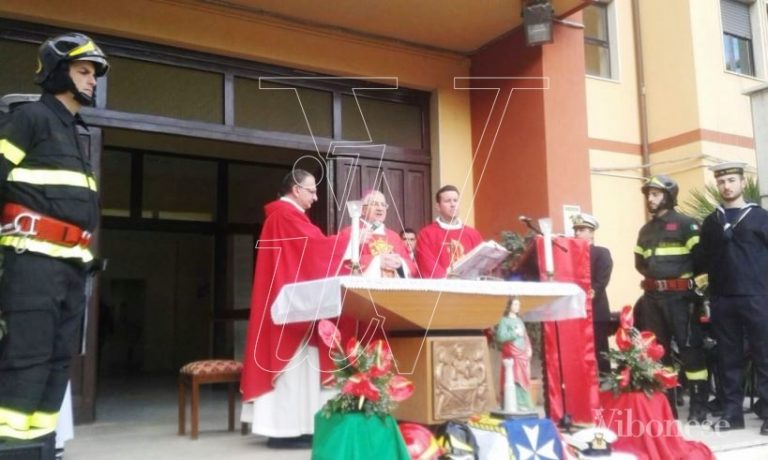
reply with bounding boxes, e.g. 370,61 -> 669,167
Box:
0,93 -> 99,262
591,245 -> 613,322
635,209 -> 699,280
696,203 -> 768,296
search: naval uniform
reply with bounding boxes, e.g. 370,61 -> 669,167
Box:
697,203 -> 768,421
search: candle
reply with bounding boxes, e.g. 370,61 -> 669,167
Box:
346,200 -> 363,267
351,211 -> 360,265
538,217 -> 554,280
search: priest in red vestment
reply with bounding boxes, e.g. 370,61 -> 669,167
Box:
337,190 -> 417,278
415,185 -> 483,278
240,169 -> 348,449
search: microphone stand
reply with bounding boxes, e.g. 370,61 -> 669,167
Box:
520,219 -> 568,253
553,321 -> 573,432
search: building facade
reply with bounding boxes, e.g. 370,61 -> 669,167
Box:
0,0 -> 765,422
585,0 -> 767,307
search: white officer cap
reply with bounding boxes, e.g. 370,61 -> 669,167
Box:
571,213 -> 599,231
710,161 -> 746,178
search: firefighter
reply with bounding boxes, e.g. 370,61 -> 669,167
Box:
634,175 -> 708,423
0,32 -> 108,442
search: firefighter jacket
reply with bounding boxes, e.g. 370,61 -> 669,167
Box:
635,209 -> 699,280
0,93 -> 99,263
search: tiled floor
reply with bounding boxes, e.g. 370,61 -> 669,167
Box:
62,374 -> 768,459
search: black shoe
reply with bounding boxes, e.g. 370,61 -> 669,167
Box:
712,416 -> 745,432
707,398 -> 723,417
266,435 -> 313,449
687,408 -> 707,424
761,419 -> 768,436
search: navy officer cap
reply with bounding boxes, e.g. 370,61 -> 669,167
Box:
710,161 -> 746,178
571,213 -> 599,231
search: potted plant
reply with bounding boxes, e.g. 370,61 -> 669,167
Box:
600,305 -> 678,396
312,320 -> 414,460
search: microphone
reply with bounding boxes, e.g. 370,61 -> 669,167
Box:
519,215 -> 541,235
518,215 -> 568,253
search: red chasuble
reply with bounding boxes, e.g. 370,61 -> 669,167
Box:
415,221 -> 483,278
240,199 -> 349,401
337,224 -> 417,278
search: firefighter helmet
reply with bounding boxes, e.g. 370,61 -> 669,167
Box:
399,422 -> 441,460
641,174 -> 679,207
34,33 -> 109,105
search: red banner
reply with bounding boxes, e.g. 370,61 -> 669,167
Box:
537,236 -> 600,424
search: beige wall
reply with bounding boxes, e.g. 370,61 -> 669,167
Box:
691,0 -> 761,138
585,0 -> 640,144
640,0 -> 701,142
586,0 -> 765,313
589,150 -> 645,309
586,0 -> 644,310
0,0 -> 477,222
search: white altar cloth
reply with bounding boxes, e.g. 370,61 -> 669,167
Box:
271,277 -> 585,331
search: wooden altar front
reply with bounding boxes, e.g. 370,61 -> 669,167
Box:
271,277 -> 585,424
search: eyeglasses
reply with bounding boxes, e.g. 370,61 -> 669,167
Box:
298,185 -> 317,194
364,201 -> 389,209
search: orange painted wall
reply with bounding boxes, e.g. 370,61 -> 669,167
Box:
470,18 -> 591,239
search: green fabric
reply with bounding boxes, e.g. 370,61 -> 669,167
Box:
312,412 -> 410,460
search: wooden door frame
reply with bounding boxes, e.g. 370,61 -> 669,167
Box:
70,127 -> 102,423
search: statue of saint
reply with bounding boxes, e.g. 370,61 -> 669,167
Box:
493,297 -> 533,409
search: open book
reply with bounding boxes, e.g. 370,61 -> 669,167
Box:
448,240 -> 510,280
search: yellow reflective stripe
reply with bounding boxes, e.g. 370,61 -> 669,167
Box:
448,435 -> 474,452
29,411 -> 58,429
685,369 -> 708,381
634,246 -> 651,257
7,168 -> 98,191
0,424 -> 55,440
0,407 -> 31,431
67,40 -> 96,57
680,272 -> 693,279
647,176 -> 666,188
0,139 -> 26,165
654,246 -> 690,256
686,235 -> 700,251
0,236 -> 94,262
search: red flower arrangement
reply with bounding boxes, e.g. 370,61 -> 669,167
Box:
317,319 -> 415,417
600,305 -> 679,397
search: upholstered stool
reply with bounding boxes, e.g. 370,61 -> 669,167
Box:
178,359 -> 244,440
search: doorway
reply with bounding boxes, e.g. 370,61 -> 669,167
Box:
93,128 -> 316,406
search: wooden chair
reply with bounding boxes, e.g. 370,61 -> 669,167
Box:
178,359 -> 244,440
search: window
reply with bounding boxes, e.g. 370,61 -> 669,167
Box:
341,95 -> 424,149
721,0 -> 755,76
584,1 -> 614,79
0,39 -> 40,96
107,57 -> 224,123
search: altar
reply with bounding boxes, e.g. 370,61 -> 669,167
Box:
271,276 -> 586,424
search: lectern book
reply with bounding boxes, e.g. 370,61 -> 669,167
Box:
449,240 -> 510,280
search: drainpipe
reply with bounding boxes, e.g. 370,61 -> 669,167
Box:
631,0 -> 650,178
